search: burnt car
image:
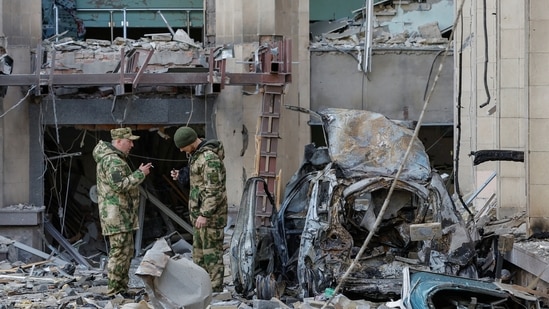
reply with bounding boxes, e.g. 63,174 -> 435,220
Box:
393,267 -> 541,309
230,108 -> 484,301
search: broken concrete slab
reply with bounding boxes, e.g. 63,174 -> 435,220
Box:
173,29 -> 202,48
0,235 -> 69,267
418,22 -> 442,39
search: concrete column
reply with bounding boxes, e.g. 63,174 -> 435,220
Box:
496,0 -> 527,219
456,0 -> 527,221
0,1 -> 5,206
528,0 -> 549,234
0,0 -> 41,206
214,0 -> 310,208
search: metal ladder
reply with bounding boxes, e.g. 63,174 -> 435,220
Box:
255,85 -> 284,226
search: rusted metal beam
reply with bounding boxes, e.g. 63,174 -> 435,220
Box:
0,39 -> 292,88
0,72 -> 290,86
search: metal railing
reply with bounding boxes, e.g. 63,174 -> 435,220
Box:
53,6 -> 203,42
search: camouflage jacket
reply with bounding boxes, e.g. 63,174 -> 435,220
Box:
188,139 -> 228,229
92,140 -> 145,235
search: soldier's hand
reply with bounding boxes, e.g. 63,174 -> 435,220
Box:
195,215 -> 208,229
170,168 -> 179,180
139,163 -> 153,176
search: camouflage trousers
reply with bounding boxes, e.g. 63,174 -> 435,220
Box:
107,231 -> 134,295
193,227 -> 225,292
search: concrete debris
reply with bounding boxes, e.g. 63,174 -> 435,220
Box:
0,224 -> 545,308
471,195 -> 528,241
0,258 -> 136,308
173,29 -> 202,48
42,33 -> 204,76
417,22 -> 443,40
310,1 -> 451,50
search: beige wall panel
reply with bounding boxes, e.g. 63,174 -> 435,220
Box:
477,162 -> 498,172
529,53 -> 549,86
500,161 -> 526,179
460,69 -> 473,93
499,88 -> 522,118
242,1 -> 259,41
529,120 -> 549,152
529,152 -> 549,185
215,43 -> 262,207
530,0 -> 548,21
528,184 -> 549,217
499,177 -> 526,212
500,29 -> 524,59
529,86 -> 549,117
529,21 -> 549,53
215,0 -> 230,42
499,118 -> 522,148
3,0 -> 40,46
476,117 -> 496,145
258,1 -> 275,35
2,45 -> 32,206
529,0 -> 549,233
499,0 -> 525,30
499,59 -> 521,89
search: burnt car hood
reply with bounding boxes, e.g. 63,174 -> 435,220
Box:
230,108 -> 482,301
319,108 -> 430,181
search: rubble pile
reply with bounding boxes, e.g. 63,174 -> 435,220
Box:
42,28 -> 205,76
310,2 -> 450,50
0,235 -> 390,309
0,260 -> 136,308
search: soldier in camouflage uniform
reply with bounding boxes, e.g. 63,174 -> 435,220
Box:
93,127 -> 153,296
171,127 -> 228,292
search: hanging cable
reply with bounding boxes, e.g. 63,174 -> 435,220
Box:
360,0 -> 370,110
49,86 -> 60,144
0,85 -> 36,118
479,0 -> 491,108
60,156 -> 73,236
186,86 -> 194,127
423,50 -> 445,101
454,0 -> 472,215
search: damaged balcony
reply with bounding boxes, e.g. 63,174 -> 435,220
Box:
0,30 -> 293,300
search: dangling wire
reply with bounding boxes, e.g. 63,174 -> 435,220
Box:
49,85 -> 60,144
0,85 -> 36,118
60,156 -> 73,236
186,85 -> 194,127
479,0 -> 491,108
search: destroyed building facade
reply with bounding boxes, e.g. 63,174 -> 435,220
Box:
0,0 -> 549,303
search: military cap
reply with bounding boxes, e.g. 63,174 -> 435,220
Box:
111,127 -> 140,140
174,127 -> 197,148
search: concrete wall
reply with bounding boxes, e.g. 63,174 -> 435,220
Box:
0,0 -> 43,257
527,0 -> 549,234
0,0 -> 41,206
457,1 -> 539,230
214,0 -> 310,208
310,48 -> 454,124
